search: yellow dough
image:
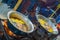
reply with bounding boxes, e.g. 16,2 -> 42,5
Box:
10,17 -> 29,32
38,19 -> 53,33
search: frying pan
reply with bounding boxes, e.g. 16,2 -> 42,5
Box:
36,14 -> 58,34
0,2 -> 34,36
7,10 -> 34,36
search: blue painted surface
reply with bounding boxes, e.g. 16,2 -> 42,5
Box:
40,7 -> 53,17
27,2 -> 35,12
2,0 -> 8,3
27,0 -> 37,12
56,15 -> 60,23
28,14 -> 37,24
2,0 -> 17,8
7,0 -> 17,8
1,0 -> 60,23
39,1 -> 59,17
17,0 -> 26,12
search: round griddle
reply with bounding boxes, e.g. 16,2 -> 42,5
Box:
36,14 -> 58,34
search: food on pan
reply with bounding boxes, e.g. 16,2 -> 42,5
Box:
10,17 -> 29,32
38,19 -> 53,33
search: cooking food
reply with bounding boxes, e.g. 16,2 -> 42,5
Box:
10,17 -> 30,32
38,19 -> 53,33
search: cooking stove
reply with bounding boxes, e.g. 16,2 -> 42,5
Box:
0,19 -> 58,40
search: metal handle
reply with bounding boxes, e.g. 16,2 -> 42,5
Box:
13,0 -> 22,11
49,4 -> 60,18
